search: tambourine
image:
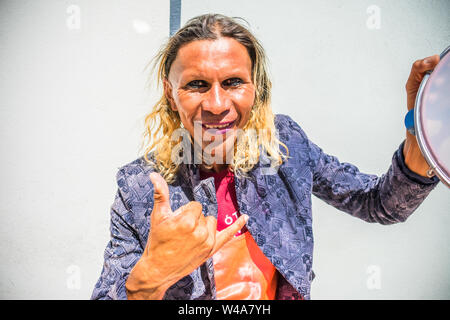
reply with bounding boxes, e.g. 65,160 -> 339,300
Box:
413,45 -> 450,187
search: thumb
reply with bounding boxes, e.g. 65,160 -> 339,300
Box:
150,172 -> 172,216
422,54 -> 440,69
408,55 -> 440,87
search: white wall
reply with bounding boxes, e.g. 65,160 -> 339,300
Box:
0,0 -> 449,299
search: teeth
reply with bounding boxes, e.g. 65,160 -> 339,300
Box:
204,123 -> 230,129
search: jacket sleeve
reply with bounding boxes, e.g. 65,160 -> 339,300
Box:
91,169 -> 144,300
285,115 -> 440,224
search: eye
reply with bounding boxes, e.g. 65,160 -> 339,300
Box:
223,78 -> 243,87
186,80 -> 207,88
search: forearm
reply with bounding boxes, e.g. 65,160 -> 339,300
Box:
403,130 -> 432,178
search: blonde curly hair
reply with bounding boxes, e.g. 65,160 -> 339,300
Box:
142,13 -> 288,183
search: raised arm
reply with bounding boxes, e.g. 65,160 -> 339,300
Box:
310,137 -> 439,224
92,168 -> 247,300
276,114 -> 439,225
125,172 -> 247,300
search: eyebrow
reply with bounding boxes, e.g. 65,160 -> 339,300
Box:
182,68 -> 250,81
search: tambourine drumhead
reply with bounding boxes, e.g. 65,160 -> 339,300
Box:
415,46 -> 450,188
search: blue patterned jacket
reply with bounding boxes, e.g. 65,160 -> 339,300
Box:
91,114 -> 439,300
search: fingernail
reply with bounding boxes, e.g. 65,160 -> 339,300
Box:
243,214 -> 249,222
424,58 -> 431,64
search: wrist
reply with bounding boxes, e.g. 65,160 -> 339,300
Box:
403,131 -> 434,178
125,257 -> 172,300
126,282 -> 168,300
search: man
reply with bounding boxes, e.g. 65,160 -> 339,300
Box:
91,14 -> 440,300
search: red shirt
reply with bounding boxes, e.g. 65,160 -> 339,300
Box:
200,168 -> 278,300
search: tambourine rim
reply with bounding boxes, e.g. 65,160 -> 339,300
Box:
414,46 -> 450,187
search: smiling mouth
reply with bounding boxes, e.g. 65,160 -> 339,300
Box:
201,120 -> 235,130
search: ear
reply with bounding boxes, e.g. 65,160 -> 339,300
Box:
163,78 -> 177,111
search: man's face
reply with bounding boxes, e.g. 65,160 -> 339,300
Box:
164,37 -> 256,165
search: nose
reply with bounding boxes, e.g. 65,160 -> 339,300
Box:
201,82 -> 231,116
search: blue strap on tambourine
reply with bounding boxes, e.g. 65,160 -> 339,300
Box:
404,108 -> 415,135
